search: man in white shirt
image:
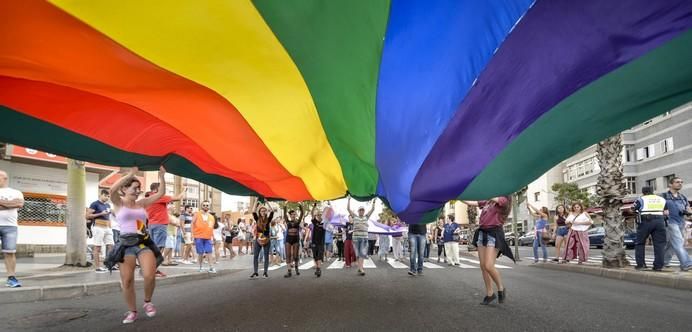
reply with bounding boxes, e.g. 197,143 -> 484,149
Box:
0,169 -> 24,287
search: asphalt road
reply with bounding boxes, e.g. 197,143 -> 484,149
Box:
504,245 -> 688,266
1,256 -> 690,332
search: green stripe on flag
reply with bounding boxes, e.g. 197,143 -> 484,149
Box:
253,0 -> 390,197
0,106 -> 261,197
462,30 -> 692,200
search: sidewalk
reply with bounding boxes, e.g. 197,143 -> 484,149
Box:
458,249 -> 692,291
0,252 -> 253,304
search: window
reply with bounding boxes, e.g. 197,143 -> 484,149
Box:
645,178 -> 657,192
625,145 -> 635,163
662,137 -> 674,153
534,192 -> 540,202
664,174 -> 676,186
625,177 -> 637,195
181,198 -> 199,209
636,148 -> 645,161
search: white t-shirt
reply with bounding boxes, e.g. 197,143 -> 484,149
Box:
566,213 -> 592,232
0,187 -> 23,227
213,223 -> 225,241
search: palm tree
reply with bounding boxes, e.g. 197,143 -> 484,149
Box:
596,135 -> 629,268
64,159 -> 89,266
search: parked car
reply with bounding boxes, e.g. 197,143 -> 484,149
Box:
589,227 -> 605,248
588,226 -> 637,249
518,231 -> 535,246
505,232 -> 517,246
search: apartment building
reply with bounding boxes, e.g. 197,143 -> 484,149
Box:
563,103 -> 692,198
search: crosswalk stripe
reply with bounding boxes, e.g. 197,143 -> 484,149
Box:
387,260 -> 408,269
364,258 -> 377,269
268,262 -> 286,271
299,261 -> 316,270
422,262 -> 444,269
454,263 -> 478,269
327,260 -> 345,269
459,257 -> 511,269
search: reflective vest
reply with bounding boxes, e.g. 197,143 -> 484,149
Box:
640,195 -> 666,215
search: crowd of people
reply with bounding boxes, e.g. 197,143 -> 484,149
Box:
3,165 -> 690,324
524,177 -> 692,272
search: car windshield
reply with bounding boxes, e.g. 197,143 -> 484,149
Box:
588,227 -> 604,234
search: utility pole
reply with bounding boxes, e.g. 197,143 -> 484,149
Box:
512,192 -> 521,261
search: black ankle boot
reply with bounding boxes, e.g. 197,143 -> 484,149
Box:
284,269 -> 292,278
295,266 -> 300,276
498,289 -> 506,303
480,293 -> 496,305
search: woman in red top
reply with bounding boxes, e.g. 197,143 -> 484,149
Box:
464,196 -> 514,305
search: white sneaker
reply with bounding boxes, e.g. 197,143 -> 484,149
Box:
209,267 -> 217,274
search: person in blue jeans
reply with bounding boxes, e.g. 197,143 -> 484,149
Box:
528,203 -> 550,263
661,177 -> 692,271
408,223 -> 427,276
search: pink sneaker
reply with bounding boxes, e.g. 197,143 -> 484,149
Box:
143,302 -> 157,318
122,311 -> 138,324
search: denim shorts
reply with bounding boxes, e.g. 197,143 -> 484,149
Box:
556,226 -> 569,237
475,230 -> 497,248
353,238 -> 369,258
0,226 -> 18,253
123,244 -> 152,257
148,224 -> 168,249
195,238 -> 213,255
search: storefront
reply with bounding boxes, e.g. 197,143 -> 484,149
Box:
1,145 -> 118,253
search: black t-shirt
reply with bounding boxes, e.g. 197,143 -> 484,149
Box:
345,223 -> 354,240
408,224 -> 427,235
252,211 -> 274,237
286,220 -> 301,238
311,219 -> 325,245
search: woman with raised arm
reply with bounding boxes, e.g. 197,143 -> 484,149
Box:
249,200 -> 275,279
464,197 -> 515,305
108,166 -> 166,324
527,203 -> 550,263
283,203 -> 303,277
564,203 -> 593,264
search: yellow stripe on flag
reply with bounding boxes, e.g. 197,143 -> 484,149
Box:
50,0 -> 347,199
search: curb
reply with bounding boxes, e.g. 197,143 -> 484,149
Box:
0,269 -> 239,305
531,263 -> 692,290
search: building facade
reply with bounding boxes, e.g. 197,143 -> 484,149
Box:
562,103 -> 692,199
621,103 -> 692,197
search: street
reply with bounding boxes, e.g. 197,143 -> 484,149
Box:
1,254 -> 690,331
503,244 -> 689,268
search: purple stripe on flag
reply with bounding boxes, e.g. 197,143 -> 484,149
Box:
399,0 -> 692,223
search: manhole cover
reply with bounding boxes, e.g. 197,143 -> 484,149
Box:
7,308 -> 98,329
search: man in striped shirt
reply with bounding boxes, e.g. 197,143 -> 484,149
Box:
347,197 -> 375,276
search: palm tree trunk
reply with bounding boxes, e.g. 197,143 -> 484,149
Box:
597,135 -> 629,268
64,159 -> 89,266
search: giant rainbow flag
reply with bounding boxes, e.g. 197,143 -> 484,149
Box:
1,1 -> 691,223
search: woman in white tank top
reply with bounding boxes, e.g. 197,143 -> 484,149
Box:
563,203 -> 593,264
110,166 -> 167,324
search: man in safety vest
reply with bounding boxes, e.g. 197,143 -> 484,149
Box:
632,186 -> 667,271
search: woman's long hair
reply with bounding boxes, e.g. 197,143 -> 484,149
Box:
555,205 -> 568,218
256,207 -> 270,232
